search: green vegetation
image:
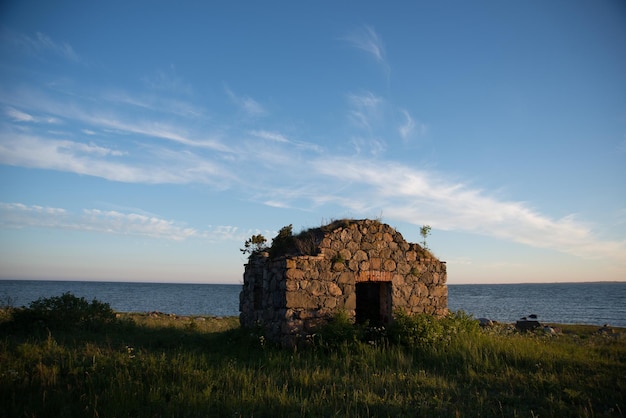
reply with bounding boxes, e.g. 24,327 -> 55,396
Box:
259,218 -> 385,260
1,294 -> 625,417
240,234 -> 268,255
420,224 -> 431,250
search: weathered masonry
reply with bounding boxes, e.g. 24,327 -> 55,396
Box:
239,219 -> 447,346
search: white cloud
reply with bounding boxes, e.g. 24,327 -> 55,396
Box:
248,129 -> 323,153
0,57 -> 621,266
250,130 -> 290,143
67,141 -> 126,157
82,209 -> 197,241
2,29 -> 82,63
308,156 -> 626,262
398,109 -> 428,141
350,136 -> 386,156
344,25 -> 386,64
348,91 -> 383,109
103,90 -> 205,119
0,201 -> 255,243
347,91 -> 384,131
142,66 -> 192,95
0,131 -> 232,185
84,115 -> 230,151
33,32 -> 81,63
224,85 -> 267,117
343,25 -> 390,76
398,109 -> 416,140
4,106 -> 61,124
5,107 -> 34,122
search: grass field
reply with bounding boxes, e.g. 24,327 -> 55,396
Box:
1,296 -> 624,417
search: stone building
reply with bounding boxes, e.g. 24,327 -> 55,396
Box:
239,219 -> 448,346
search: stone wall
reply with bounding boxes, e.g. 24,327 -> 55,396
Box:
239,219 -> 447,346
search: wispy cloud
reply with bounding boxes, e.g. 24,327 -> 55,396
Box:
398,109 -> 416,140
398,109 -> 427,141
0,49 -> 621,266
343,25 -> 390,77
0,131 -> 232,185
250,130 -> 289,143
0,202 -> 257,243
2,29 -> 82,63
308,156 -> 626,262
82,209 -> 197,241
79,114 -> 230,151
345,91 -> 389,155
249,129 -> 324,153
33,32 -> 81,63
141,65 -> 192,95
224,85 -> 267,117
0,88 -> 229,152
103,90 -> 205,119
347,91 -> 383,131
5,106 -> 61,124
5,107 -> 34,122
344,25 -> 385,64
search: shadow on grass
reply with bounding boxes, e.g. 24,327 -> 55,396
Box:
2,309 -> 625,417
0,309 -> 258,359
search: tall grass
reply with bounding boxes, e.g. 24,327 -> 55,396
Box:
1,295 -> 624,417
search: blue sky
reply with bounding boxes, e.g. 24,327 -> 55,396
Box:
0,1 -> 625,284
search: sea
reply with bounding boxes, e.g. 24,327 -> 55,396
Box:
0,280 -> 624,327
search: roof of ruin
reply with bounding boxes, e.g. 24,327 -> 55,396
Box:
265,218 -> 434,260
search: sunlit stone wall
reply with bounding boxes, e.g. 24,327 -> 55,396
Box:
240,219 -> 447,346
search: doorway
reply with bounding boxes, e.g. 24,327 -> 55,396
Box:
355,282 -> 392,325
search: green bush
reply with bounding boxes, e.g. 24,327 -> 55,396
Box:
12,292 -> 117,331
268,224 -> 295,258
316,310 -> 362,349
388,309 -> 480,349
441,310 -> 480,337
389,310 -> 444,348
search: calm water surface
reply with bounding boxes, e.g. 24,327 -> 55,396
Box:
1,280 -> 624,327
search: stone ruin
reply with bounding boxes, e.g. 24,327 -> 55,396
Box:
239,219 -> 448,346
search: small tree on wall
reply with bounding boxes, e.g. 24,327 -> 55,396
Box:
420,225 -> 431,250
240,234 -> 268,255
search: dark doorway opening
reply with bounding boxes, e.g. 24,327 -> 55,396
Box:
356,282 -> 392,325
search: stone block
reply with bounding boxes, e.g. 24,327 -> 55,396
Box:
339,248 -> 352,260
332,261 -> 345,272
286,291 -> 318,309
328,282 -> 343,296
369,257 -> 381,270
286,269 -> 304,280
337,271 -> 355,283
353,250 -> 368,262
345,292 -> 356,310
429,286 -> 447,297
322,297 -> 337,309
396,262 -> 411,275
383,259 -> 397,272
308,280 -> 324,296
